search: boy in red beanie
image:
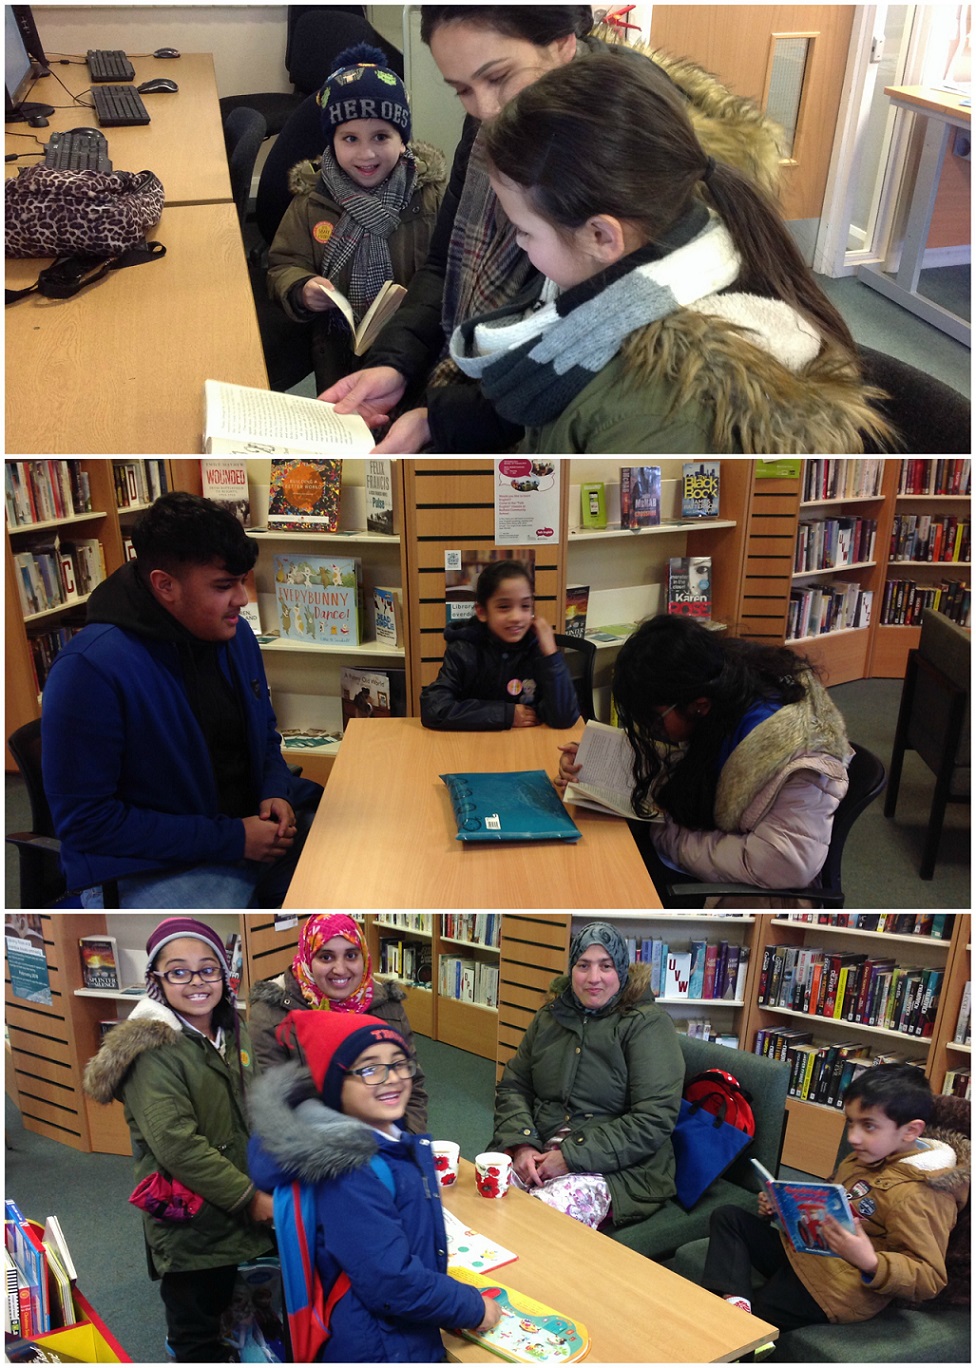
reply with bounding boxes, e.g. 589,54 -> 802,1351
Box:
248,1010 -> 499,1361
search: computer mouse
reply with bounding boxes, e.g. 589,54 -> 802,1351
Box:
28,114 -> 49,127
153,48 -> 180,58
137,78 -> 179,94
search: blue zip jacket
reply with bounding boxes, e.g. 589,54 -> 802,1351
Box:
247,1061 -> 485,1362
420,617 -> 580,730
41,561 -> 321,891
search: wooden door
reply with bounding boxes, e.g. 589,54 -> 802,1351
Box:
650,5 -> 856,223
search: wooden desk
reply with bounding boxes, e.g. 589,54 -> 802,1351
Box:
858,85 -> 971,345
5,201 -> 268,454
441,1160 -> 777,1363
283,717 -> 662,910
6,54 -> 232,206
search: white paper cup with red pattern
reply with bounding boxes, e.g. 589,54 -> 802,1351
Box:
431,1140 -> 460,1187
475,1151 -> 512,1198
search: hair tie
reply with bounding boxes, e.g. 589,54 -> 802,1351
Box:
702,156 -> 716,184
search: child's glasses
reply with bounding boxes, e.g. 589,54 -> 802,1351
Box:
646,702 -> 679,740
343,1058 -> 417,1086
153,965 -> 223,984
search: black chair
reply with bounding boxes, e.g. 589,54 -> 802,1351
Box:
884,609 -> 970,879
662,743 -> 887,908
6,719 -> 119,909
553,633 -> 597,721
223,106 -> 267,229
858,345 -> 971,454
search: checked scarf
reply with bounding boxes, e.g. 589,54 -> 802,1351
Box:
448,208 -> 741,428
317,146 -> 416,324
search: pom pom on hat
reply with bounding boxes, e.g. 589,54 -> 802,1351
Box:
317,42 -> 411,146
276,1010 -> 409,1112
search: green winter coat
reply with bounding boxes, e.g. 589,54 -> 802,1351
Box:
491,962 -> 683,1226
267,141 -> 447,393
83,997 -> 272,1276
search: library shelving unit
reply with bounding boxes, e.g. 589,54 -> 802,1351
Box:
243,459 -> 412,788
4,913 -> 303,1157
361,913 -> 501,1061
739,913 -> 970,1177
869,459 -> 971,678
4,459 -> 202,769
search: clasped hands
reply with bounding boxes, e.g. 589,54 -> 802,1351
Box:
511,1143 -> 570,1187
242,797 -> 297,863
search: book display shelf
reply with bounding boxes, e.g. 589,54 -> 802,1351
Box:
4,914 -> 302,1157
4,459 -> 202,770
361,913 -> 501,1061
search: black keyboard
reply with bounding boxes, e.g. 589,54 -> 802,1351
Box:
91,84 -> 150,127
44,128 -> 112,173
87,49 -> 135,82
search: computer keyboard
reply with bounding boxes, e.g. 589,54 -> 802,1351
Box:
87,49 -> 136,83
90,84 -> 151,128
44,128 -> 112,173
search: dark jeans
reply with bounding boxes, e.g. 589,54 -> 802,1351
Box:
702,1205 -> 831,1332
159,1263 -> 239,1362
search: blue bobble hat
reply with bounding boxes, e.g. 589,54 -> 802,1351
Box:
317,43 -> 411,146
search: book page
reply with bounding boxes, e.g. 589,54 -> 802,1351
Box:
204,380 -> 372,455
355,281 -> 407,355
565,722 -> 661,820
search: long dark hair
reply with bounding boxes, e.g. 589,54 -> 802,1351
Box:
612,615 -> 816,830
420,7 -> 593,45
484,50 -> 857,358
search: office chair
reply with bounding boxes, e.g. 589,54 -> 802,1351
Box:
858,345 -> 971,454
660,742 -> 887,908
6,719 -> 119,909
553,633 -> 597,721
223,106 -> 267,229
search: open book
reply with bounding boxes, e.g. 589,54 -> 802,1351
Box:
563,719 -> 661,821
751,1159 -> 857,1257
443,1210 -> 517,1277
450,1272 -> 589,1364
315,279 -> 407,356
203,380 -> 373,456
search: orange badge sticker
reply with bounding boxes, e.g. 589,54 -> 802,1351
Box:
313,221 -> 334,245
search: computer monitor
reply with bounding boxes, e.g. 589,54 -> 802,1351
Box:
5,4 -> 54,122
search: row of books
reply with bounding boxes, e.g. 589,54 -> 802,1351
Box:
802,458 -> 886,502
786,582 -> 873,641
438,955 -> 499,1009
756,1031 -> 923,1109
202,456 -> 397,536
780,912 -> 954,939
112,460 -> 168,509
794,516 -> 877,573
576,461 -> 721,530
13,537 -> 106,619
440,913 -> 501,948
757,945 -> 945,1039
878,576 -> 970,627
5,460 -> 91,528
627,937 -> 750,1002
378,937 -> 433,985
375,914 -> 434,934
4,1203 -> 77,1339
954,982 -> 971,1045
681,1022 -> 740,1048
27,621 -> 85,696
889,514 -> 970,564
942,1065 -> 971,1099
898,457 -> 971,496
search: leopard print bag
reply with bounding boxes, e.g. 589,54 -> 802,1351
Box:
5,165 -> 164,258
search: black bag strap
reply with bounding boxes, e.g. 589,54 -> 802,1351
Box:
6,241 -> 166,304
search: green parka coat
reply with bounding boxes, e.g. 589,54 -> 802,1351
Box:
491,962 -> 683,1226
83,997 -> 272,1276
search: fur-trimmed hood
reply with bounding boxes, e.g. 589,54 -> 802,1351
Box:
83,996 -> 185,1105
247,1058 -> 380,1190
286,140 -> 446,201
546,958 -> 656,1014
893,1131 -> 970,1202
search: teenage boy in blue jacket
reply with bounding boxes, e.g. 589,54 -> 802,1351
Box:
42,491 -> 322,908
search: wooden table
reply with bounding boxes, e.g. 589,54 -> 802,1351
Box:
440,1159 -> 777,1363
283,717 -> 663,910
5,200 -> 268,454
6,54 -> 232,206
857,85 -> 971,345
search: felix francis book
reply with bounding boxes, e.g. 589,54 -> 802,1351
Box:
751,1159 -> 857,1256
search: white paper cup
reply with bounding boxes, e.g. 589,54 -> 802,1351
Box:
431,1140 -> 460,1187
475,1151 -> 512,1198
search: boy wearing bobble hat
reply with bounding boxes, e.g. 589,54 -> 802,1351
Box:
248,1010 -> 500,1361
267,43 -> 447,393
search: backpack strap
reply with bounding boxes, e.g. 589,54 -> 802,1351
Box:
5,242 -> 166,305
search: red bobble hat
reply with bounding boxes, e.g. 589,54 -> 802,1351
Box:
276,1009 -> 408,1112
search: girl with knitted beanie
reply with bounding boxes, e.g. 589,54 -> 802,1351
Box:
448,51 -> 895,453
267,43 -> 446,393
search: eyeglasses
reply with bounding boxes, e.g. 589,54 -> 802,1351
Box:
153,965 -> 223,985
646,702 -> 679,739
343,1058 -> 417,1086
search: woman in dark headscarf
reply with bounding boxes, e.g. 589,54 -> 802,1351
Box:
490,920 -> 683,1228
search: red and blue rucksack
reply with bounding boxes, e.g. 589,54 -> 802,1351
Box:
683,1069 -> 756,1136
